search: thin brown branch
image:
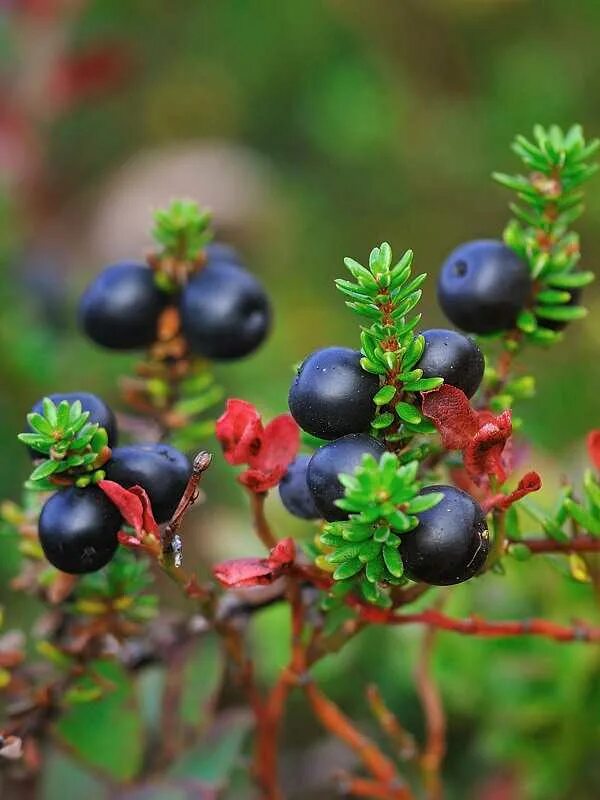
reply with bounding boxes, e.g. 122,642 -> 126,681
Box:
162,450 -> 213,554
366,684 -> 417,761
249,491 -> 278,550
304,681 -> 413,799
508,536 -> 600,554
384,609 -> 600,643
414,627 -> 445,800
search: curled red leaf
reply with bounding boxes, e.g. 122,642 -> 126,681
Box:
217,399 -> 300,492
216,399 -> 263,465
422,385 -> 513,485
213,538 -> 296,588
587,430 -> 600,471
98,480 -> 159,536
483,471 -> 542,513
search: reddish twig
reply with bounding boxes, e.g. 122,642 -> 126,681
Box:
366,685 -> 417,761
414,627 -> 446,800
162,450 -> 213,554
304,681 -> 412,799
249,491 -> 278,550
338,775 -> 406,799
508,536 -> 600,554
254,579 -> 306,799
383,609 -> 600,643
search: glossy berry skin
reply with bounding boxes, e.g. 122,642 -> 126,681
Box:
400,485 -> 489,586
105,443 -> 191,523
279,455 -> 320,519
288,347 -> 380,440
438,240 -> 531,334
79,262 -> 168,350
417,329 -> 484,399
307,434 -> 385,522
180,260 -> 270,360
38,486 -> 122,574
29,392 -> 118,456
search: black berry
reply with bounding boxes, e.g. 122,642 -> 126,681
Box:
105,443 -> 191,523
416,329 -> 484,399
179,259 -> 270,360
279,455 -> 320,519
438,240 -> 531,334
288,347 -> 380,440
29,392 -> 118,456
79,262 -> 168,350
307,434 -> 385,522
38,486 -> 122,574
399,485 -> 489,586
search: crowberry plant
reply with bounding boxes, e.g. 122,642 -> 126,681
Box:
1,126 -> 599,800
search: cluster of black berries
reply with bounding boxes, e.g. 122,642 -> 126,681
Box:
26,392 -> 191,574
280,332 -> 488,586
78,243 -> 271,359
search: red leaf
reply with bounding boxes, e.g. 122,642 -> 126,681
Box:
99,480 -> 158,536
213,538 -> 295,588
267,538 -> 296,567
421,384 -> 479,450
216,399 -> 263,465
422,385 -> 513,485
587,430 -> 600,471
248,415 -> 300,471
238,465 -> 287,493
483,471 -> 542,513
49,44 -> 131,110
464,411 -> 512,485
218,400 -> 300,493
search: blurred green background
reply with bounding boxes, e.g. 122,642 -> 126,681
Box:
1,1 -> 599,798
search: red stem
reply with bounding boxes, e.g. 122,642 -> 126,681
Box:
384,609 -> 600,643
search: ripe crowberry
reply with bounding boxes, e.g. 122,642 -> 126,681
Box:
180,259 -> 270,360
438,240 -> 531,334
307,434 -> 385,522
399,485 -> 489,585
416,329 -> 484,399
279,455 -> 320,519
105,443 -> 191,522
79,262 -> 169,350
38,486 -> 122,574
29,392 -> 118,453
288,347 -> 380,440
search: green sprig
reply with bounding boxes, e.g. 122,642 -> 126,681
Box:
494,124 -> 599,342
18,399 -> 110,491
337,244 -> 442,437
152,199 -> 213,261
316,452 -> 442,607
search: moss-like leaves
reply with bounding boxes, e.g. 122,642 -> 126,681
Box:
18,398 -> 110,491
317,452 -> 442,607
494,124 -> 598,343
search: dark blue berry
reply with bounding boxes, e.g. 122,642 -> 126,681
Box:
279,455 -> 320,519
438,240 -> 531,334
79,262 -> 168,350
399,485 -> 489,585
288,347 -> 380,440
180,260 -> 270,360
416,329 -> 484,398
105,443 -> 191,522
38,486 -> 122,574
28,392 -> 118,456
307,434 -> 385,522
